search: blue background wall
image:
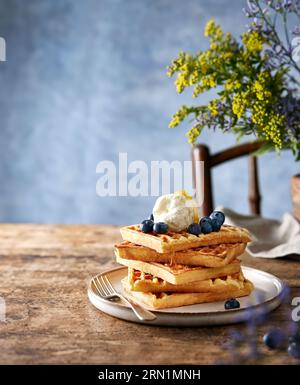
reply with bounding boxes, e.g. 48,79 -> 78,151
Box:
0,0 -> 298,224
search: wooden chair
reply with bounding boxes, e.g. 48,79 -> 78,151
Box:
192,141 -> 264,217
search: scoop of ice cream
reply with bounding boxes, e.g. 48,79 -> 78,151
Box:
153,192 -> 198,232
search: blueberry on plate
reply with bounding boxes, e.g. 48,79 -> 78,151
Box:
263,328 -> 286,349
140,220 -> 154,233
199,216 -> 213,234
210,211 -> 225,227
211,218 -> 221,232
224,298 -> 240,310
288,341 -> 300,359
148,213 -> 154,221
187,223 -> 201,236
153,222 -> 168,234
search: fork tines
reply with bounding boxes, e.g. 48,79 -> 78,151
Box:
93,275 -> 115,297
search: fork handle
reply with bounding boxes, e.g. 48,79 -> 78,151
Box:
119,294 -> 156,321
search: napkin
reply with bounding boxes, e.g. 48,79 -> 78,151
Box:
218,207 -> 300,258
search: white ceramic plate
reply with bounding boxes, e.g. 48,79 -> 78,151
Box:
87,266 -> 285,327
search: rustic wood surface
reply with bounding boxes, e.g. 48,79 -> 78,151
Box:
0,224 -> 299,365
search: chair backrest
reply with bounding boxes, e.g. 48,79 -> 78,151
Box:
191,141 -> 263,217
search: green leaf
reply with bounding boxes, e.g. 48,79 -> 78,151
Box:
252,142 -> 273,157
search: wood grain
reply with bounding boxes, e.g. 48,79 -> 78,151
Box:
0,224 -> 299,364
291,175 -> 300,221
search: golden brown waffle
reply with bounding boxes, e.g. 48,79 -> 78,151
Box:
122,277 -> 254,309
116,254 -> 241,284
127,268 -> 249,293
120,224 -> 251,253
115,241 -> 246,267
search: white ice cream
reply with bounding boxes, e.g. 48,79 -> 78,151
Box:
153,192 -> 198,232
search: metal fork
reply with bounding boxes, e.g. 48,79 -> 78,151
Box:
92,275 -> 156,321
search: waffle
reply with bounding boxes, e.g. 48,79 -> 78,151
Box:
115,241 -> 246,267
127,268 -> 249,293
116,254 -> 241,284
120,224 -> 251,253
122,277 -> 254,309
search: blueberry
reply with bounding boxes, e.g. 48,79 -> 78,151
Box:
263,328 -> 286,349
187,223 -> 201,236
140,220 -> 154,233
148,213 -> 154,221
153,222 -> 168,234
289,332 -> 300,345
199,216 -> 213,234
210,211 -> 225,227
288,342 -> 300,359
211,218 -> 221,232
224,298 -> 240,310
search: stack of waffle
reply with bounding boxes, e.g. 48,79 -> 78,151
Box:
114,224 -> 253,309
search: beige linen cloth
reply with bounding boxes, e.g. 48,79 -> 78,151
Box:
218,207 -> 300,258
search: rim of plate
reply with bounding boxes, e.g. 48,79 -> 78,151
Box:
87,265 -> 285,317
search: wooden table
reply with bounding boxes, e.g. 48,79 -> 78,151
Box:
0,224 -> 299,365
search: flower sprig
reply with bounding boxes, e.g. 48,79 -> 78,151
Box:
167,5 -> 300,160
